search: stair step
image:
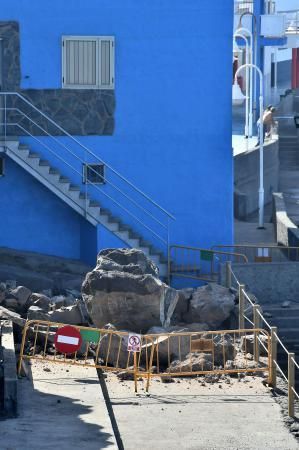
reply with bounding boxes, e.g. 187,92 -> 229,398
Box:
129,231 -> 141,240
262,306 -> 299,317
119,225 -> 131,232
139,240 -> 152,247
89,200 -> 100,207
49,168 -> 60,175
108,216 -> 120,224
269,317 -> 299,328
69,185 -> 80,191
28,152 -> 40,158
79,193 -> 90,200
276,328 -> 299,340
18,144 -> 29,150
39,160 -> 50,166
59,177 -> 70,183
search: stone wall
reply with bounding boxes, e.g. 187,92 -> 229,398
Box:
0,21 -> 115,136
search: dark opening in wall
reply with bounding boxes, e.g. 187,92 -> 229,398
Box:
83,163 -> 105,184
0,158 -> 4,176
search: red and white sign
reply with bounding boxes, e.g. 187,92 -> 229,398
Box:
127,333 -> 141,352
54,325 -> 82,354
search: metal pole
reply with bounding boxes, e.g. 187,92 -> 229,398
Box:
238,14 -> 257,129
225,261 -> 232,289
253,305 -> 261,363
239,284 -> 245,329
235,28 -> 253,137
234,33 -> 250,140
270,326 -> 277,388
288,352 -> 295,417
258,73 -> 264,229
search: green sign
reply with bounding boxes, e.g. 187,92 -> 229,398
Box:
200,250 -> 213,261
80,329 -> 101,344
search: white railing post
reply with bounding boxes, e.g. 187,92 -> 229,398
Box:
226,261 -> 232,289
270,326 -> 278,388
239,284 -> 245,330
253,305 -> 261,363
288,352 -> 295,417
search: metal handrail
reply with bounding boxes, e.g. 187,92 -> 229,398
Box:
0,92 -> 175,220
226,262 -> 299,417
0,92 -> 176,257
5,123 -> 167,245
170,244 -> 248,262
2,107 -> 168,231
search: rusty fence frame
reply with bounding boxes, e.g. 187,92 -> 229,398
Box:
225,261 -> 299,417
18,320 -> 156,393
168,244 -> 248,284
18,319 -> 271,393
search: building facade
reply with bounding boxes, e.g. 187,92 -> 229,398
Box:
0,1 -> 234,275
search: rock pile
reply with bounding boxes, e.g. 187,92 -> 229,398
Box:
0,281 -> 87,326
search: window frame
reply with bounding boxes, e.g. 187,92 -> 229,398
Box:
82,163 -> 105,185
62,36 -> 115,90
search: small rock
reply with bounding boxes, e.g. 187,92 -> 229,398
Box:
10,286 -> 32,307
43,367 -> 51,372
281,301 -> 291,308
161,376 -> 175,383
117,370 -> 134,381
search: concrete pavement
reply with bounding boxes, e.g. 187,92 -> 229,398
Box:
106,374 -> 299,450
0,361 -> 117,450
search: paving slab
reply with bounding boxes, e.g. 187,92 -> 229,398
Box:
106,374 -> 299,450
0,360 -> 117,450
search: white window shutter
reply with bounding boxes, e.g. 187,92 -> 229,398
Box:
63,36 -> 114,89
99,38 -> 114,89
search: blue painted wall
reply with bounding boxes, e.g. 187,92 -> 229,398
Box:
0,156 -> 83,259
1,0 -> 234,265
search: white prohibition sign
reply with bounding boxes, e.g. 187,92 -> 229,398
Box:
128,333 -> 141,352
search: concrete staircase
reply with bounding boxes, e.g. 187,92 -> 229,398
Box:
4,140 -> 168,277
262,305 -> 299,387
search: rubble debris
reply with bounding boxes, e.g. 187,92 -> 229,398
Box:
240,334 -> 268,357
82,248 -> 180,332
169,353 -> 213,373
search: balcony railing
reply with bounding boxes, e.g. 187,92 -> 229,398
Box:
234,1 -> 276,15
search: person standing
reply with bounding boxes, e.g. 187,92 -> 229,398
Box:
255,106 -> 276,147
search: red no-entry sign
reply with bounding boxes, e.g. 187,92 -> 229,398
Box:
54,325 -> 82,354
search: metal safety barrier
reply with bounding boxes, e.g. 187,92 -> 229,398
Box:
18,320 -> 156,393
18,320 -> 271,393
143,328 -> 271,384
168,244 -> 248,284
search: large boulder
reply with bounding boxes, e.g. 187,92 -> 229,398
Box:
184,283 -> 235,329
82,249 -> 180,332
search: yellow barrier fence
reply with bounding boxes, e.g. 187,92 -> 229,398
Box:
18,320 -> 156,393
19,320 -> 271,393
